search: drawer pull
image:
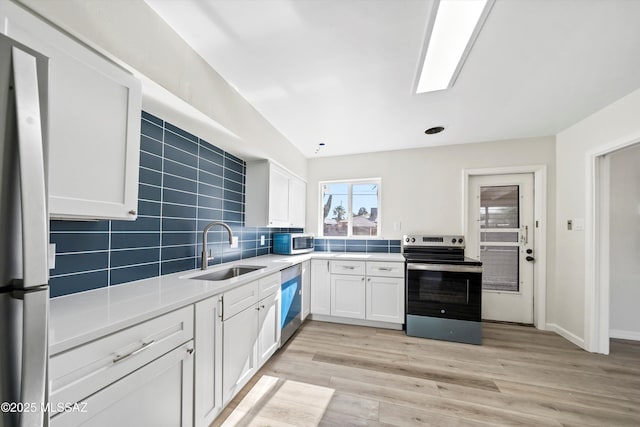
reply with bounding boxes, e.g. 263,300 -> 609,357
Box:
343,266 -> 356,269
378,267 -> 393,271
113,340 -> 156,364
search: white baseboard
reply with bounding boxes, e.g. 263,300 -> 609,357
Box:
546,323 -> 586,349
309,314 -> 403,330
610,329 -> 640,341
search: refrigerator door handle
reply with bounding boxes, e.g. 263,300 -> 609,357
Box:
19,288 -> 49,427
12,46 -> 49,288
11,46 -> 49,427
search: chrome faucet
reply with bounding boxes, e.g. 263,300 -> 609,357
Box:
201,221 -> 234,270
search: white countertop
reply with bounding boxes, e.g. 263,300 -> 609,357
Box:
49,252 -> 404,355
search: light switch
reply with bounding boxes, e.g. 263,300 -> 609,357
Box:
48,243 -> 56,269
230,236 -> 239,248
573,218 -> 585,231
260,235 -> 265,246
393,221 -> 402,231
567,220 -> 573,230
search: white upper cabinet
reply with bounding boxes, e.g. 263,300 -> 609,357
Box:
288,175 -> 306,228
1,2 -> 142,220
246,160 -> 306,228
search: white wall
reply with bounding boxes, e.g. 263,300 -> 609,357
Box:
555,87 -> 640,344
16,0 -> 307,178
307,136 -> 555,237
307,136 -> 556,307
609,144 -> 640,340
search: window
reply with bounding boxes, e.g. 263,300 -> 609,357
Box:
319,179 -> 381,237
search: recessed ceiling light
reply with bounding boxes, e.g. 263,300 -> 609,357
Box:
314,142 -> 326,154
415,0 -> 495,94
425,126 -> 445,135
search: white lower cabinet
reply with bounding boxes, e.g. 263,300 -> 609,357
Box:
194,297 -> 223,427
311,259 -> 405,325
49,306 -> 195,427
257,290 -> 281,367
51,342 -> 194,427
221,277 -> 282,405
366,276 -> 405,323
310,259 -> 331,315
222,302 -> 259,406
301,260 -> 311,320
330,274 -> 366,319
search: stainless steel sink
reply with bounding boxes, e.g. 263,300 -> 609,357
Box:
190,265 -> 265,281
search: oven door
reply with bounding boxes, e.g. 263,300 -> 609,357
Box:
406,263 -> 482,321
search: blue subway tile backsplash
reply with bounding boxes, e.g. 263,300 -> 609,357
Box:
49,111 -> 302,298
313,238 -> 401,254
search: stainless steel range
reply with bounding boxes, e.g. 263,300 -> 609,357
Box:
403,235 -> 483,345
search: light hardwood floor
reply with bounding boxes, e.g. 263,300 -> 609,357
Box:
214,321 -> 640,426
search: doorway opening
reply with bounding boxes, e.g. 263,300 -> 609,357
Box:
586,137 -> 640,354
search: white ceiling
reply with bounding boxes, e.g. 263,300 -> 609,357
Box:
145,0 -> 640,158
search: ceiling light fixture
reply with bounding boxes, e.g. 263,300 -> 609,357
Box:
415,0 -> 495,94
314,142 -> 326,154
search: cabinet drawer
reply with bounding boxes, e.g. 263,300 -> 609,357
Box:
366,261 -> 404,278
259,273 -> 281,300
223,280 -> 259,320
330,260 -> 366,275
51,341 -> 194,427
50,306 -> 194,408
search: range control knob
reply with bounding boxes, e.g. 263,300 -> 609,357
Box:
405,237 -> 410,243
458,238 -> 463,244
451,238 -> 457,244
411,237 -> 416,243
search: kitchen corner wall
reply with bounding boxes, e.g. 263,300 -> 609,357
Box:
49,112 -> 301,298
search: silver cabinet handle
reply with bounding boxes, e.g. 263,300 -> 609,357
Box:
343,266 -> 356,270
129,209 -> 137,215
378,267 -> 393,271
113,340 -> 156,363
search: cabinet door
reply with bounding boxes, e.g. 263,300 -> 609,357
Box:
301,260 -> 311,320
50,342 -> 194,427
366,276 -> 405,323
268,164 -> 290,226
288,176 -> 306,228
194,297 -> 223,427
222,304 -> 259,405
310,259 -> 331,315
331,274 -> 366,319
258,290 -> 281,367
0,2 -> 141,220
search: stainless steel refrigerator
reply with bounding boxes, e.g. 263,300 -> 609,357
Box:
0,32 -> 50,427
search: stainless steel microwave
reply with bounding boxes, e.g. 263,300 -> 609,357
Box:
273,233 -> 314,255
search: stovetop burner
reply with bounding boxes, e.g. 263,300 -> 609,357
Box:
402,234 -> 481,266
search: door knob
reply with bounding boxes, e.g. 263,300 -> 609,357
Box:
526,256 -> 535,262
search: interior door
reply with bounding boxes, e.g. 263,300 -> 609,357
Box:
468,174 -> 535,324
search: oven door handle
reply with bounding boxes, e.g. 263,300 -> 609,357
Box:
406,263 -> 482,274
